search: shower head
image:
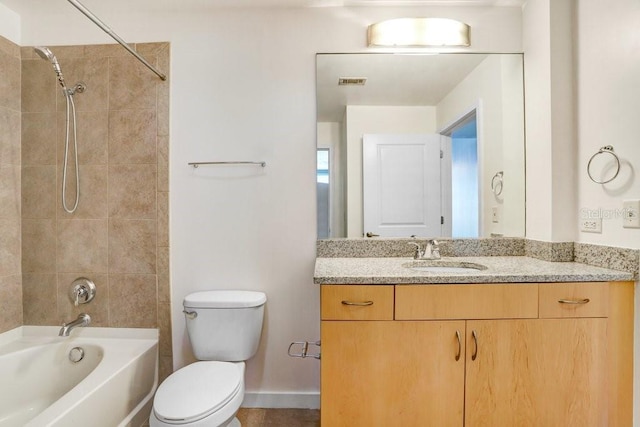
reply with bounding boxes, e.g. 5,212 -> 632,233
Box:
34,46 -> 66,90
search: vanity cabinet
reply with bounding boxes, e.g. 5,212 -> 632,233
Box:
320,282 -> 633,427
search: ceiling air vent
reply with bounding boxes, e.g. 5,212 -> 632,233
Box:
338,77 -> 367,86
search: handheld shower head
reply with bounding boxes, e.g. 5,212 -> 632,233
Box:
34,46 -> 66,90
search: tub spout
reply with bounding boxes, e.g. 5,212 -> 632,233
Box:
59,313 -> 91,337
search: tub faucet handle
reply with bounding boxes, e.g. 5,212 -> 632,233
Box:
70,278 -> 96,307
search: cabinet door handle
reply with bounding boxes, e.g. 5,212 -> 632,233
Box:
341,300 -> 374,306
558,298 -> 590,305
471,330 -> 478,361
455,330 -> 462,361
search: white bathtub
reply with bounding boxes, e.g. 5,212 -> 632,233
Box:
0,326 -> 158,427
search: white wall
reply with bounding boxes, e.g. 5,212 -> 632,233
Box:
317,122 -> 344,237
574,0 -> 640,250
345,105 -> 437,237
0,3 -> 19,42
437,55 -> 525,238
0,2 -> 523,405
523,0 -> 576,242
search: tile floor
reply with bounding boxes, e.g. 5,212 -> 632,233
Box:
236,408 -> 320,427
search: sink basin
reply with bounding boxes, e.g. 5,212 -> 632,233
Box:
402,260 -> 488,274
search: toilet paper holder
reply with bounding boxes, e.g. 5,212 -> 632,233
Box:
288,340 -> 321,360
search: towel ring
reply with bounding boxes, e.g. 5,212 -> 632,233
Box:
587,145 -> 620,184
491,171 -> 503,196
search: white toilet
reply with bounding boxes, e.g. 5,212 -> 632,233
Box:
150,290 -> 267,427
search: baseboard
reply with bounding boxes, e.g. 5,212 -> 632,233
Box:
242,391 -> 320,409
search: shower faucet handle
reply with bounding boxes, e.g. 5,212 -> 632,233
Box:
70,278 -> 96,306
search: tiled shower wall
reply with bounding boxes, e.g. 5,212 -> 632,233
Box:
19,42 -> 172,379
0,37 -> 22,333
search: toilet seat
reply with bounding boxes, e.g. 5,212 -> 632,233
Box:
153,361 -> 242,424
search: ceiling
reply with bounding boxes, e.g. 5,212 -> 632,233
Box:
0,0 -> 526,15
316,53 -> 487,122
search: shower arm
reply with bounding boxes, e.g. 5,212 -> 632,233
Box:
66,0 -> 167,81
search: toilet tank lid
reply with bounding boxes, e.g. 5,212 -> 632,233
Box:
184,290 -> 267,308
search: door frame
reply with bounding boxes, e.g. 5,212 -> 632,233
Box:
438,101 -> 483,237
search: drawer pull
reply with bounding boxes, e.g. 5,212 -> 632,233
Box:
455,330 -> 461,361
558,298 -> 591,305
341,300 -> 374,306
471,330 -> 478,361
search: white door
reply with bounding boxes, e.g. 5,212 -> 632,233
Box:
363,134 -> 443,237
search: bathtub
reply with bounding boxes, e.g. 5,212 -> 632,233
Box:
0,326 -> 158,427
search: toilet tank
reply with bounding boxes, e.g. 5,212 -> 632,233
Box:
183,290 -> 266,362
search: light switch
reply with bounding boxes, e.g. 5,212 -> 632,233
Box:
623,200 -> 640,228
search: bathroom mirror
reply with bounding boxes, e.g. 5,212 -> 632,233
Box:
316,53 -> 525,239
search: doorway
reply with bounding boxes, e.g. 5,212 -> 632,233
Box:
442,113 -> 479,238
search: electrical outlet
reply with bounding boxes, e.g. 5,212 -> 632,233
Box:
492,207 -> 499,223
623,200 -> 640,228
580,217 -> 602,233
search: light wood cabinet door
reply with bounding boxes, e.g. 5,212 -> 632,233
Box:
465,318 -> 607,427
321,320 -> 466,427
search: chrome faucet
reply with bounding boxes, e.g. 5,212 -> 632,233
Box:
408,240 -> 441,260
59,313 -> 91,337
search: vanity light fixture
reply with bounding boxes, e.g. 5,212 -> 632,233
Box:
367,18 -> 471,47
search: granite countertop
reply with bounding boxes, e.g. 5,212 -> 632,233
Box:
314,256 -> 635,285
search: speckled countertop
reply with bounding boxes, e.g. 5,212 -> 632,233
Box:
314,256 -> 634,285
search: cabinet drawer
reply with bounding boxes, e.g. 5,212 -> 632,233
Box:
539,282 -> 609,318
395,284 -> 538,320
321,285 -> 394,320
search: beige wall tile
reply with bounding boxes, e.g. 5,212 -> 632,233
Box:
0,166 -> 20,219
157,135 -> 169,192
157,246 -> 170,304
22,112 -> 57,166
86,44 -> 132,58
109,274 -> 157,327
109,219 -> 157,274
21,219 -> 55,273
157,191 -> 169,246
0,219 -> 21,275
109,164 -> 157,219
21,60 -> 56,113
0,49 -> 21,112
57,165 -> 108,219
0,107 -> 21,166
23,273 -> 57,325
17,41 -> 171,361
21,165 -> 56,219
47,45 -> 86,60
0,274 -> 22,332
55,56 -> 108,112
109,56 -> 158,110
58,110 -> 108,165
108,109 -> 157,164
158,302 -> 172,357
0,37 -> 20,58
57,219 -> 108,273
57,273 -> 109,326
159,355 -> 174,384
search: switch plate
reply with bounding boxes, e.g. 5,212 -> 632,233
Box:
580,217 -> 602,233
623,200 -> 640,228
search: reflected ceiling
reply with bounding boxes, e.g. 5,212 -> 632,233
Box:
317,53 -> 486,122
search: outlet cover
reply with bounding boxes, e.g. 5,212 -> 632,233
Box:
623,200 -> 640,228
580,217 -> 602,233
492,207 -> 499,223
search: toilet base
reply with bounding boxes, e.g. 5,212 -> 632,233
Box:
229,417 -> 240,427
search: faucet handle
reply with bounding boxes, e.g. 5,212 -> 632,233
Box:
407,242 -> 423,259
70,278 -> 96,307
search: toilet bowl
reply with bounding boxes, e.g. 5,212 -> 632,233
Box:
150,290 -> 266,427
150,362 -> 245,427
